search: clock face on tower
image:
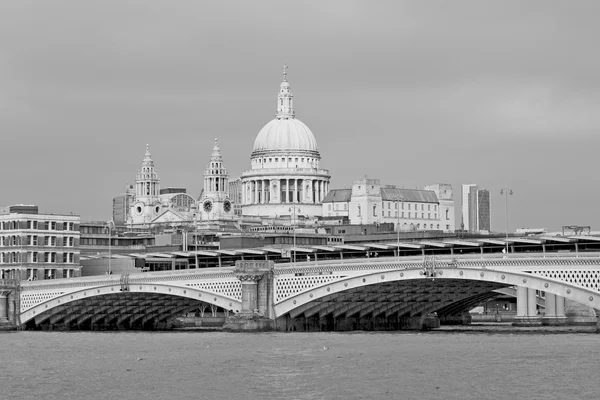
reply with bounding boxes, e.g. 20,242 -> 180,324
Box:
223,199 -> 231,213
203,200 -> 213,213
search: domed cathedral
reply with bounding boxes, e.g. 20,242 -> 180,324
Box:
128,145 -> 163,226
199,139 -> 234,221
240,66 -> 331,218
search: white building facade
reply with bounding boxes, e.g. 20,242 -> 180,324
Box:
240,67 -> 330,218
323,178 -> 456,232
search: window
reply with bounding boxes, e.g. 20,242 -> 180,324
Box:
44,252 -> 49,262
70,237 -> 74,247
428,205 -> 431,211
388,211 -> 391,217
33,252 -> 38,263
421,213 -> 424,218
50,252 -> 56,263
44,237 -> 49,246
344,204 -> 347,210
402,212 -> 404,218
437,224 -> 440,229
388,203 -> 390,209
408,204 -> 411,210
27,235 -> 31,245
33,236 -> 38,246
33,221 -> 38,230
446,225 -> 450,230
27,221 -> 32,229
428,213 -> 430,219
408,212 -> 411,218
50,236 -> 56,246
357,205 -> 361,216
63,253 -> 68,263
446,209 -> 450,220
328,204 -> 332,211
373,205 -> 377,217
44,221 -> 49,230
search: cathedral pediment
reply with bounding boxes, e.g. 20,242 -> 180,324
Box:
151,209 -> 188,224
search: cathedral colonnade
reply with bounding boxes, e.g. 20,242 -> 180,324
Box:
241,178 -> 329,205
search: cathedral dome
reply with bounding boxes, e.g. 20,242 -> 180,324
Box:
252,118 -> 319,157
250,66 -> 320,159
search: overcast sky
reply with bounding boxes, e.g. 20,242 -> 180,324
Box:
1,1 -> 599,232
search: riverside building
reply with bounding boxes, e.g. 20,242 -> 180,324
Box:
0,205 -> 81,280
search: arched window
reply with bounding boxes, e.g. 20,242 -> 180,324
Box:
357,205 -> 361,217
446,209 -> 449,220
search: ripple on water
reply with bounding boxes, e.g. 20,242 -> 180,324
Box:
1,331 -> 600,400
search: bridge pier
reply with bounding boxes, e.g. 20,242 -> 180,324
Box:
513,287 -> 542,326
541,293 -> 567,326
223,261 -> 275,331
0,291 -> 9,322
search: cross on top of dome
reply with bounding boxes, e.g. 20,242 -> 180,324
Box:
282,64 -> 288,82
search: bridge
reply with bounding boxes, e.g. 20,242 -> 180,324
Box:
2,251 -> 600,331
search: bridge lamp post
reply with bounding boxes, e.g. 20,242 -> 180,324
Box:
500,187 -> 513,252
289,205 -> 297,266
105,220 -> 115,275
395,196 -> 405,262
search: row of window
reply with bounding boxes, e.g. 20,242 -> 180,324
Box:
327,202 -> 439,214
328,203 -> 349,211
0,269 -> 77,280
399,223 -> 451,230
0,251 -> 77,264
383,202 -> 438,212
383,211 -> 438,219
0,236 -> 76,247
0,221 -> 76,231
255,156 -> 317,165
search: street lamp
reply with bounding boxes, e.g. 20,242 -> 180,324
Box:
395,196 -> 405,262
289,205 -> 298,266
500,187 -> 513,252
105,220 -> 115,275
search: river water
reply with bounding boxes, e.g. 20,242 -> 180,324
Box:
1,330 -> 599,400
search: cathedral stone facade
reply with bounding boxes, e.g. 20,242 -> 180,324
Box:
240,66 -> 330,218
120,66 -> 455,231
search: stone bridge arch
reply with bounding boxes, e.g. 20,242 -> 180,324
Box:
273,267 -> 600,320
20,281 -> 242,329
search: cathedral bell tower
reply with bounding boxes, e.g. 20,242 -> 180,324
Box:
129,144 -> 163,226
200,139 -> 233,221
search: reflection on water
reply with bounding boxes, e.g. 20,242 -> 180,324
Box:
2,331 -> 599,400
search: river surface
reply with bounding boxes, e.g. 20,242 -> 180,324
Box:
1,330 -> 599,400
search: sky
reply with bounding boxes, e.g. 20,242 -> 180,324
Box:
1,0 -> 599,232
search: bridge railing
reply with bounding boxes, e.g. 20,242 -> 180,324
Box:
274,251 -> 600,270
